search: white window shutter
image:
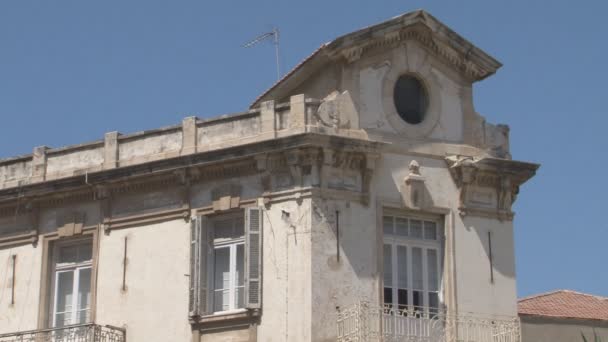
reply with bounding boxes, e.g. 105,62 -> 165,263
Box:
245,207 -> 263,309
189,216 -> 210,318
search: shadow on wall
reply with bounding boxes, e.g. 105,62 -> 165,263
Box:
309,198 -> 379,342
311,198 -> 377,280
462,216 -> 515,280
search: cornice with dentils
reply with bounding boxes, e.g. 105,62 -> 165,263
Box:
250,10 -> 502,108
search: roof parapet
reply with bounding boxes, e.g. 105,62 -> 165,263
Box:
0,94 -> 369,192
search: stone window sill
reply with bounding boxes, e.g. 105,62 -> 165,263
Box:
194,308 -> 260,325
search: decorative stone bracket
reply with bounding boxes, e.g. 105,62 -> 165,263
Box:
255,146 -> 380,205
57,211 -> 85,237
211,184 -> 242,212
445,155 -> 538,221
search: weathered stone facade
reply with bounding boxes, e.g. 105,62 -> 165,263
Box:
0,10 -> 538,342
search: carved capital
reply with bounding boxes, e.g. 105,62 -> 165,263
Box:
319,148 -> 377,200
446,155 -> 538,221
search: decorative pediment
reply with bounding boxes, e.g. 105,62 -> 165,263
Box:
251,10 -> 502,108
330,23 -> 496,81
446,156 -> 539,221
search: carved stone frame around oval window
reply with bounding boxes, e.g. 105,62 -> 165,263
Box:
381,42 -> 442,139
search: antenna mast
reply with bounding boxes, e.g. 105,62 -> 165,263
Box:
243,27 -> 281,81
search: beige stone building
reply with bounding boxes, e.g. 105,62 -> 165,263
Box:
519,290 -> 608,342
0,10 -> 538,342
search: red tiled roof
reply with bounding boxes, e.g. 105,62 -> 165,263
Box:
518,290 -> 608,321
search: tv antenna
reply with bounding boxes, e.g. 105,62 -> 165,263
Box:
243,27 -> 281,81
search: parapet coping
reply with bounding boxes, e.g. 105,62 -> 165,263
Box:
0,99 -> 314,166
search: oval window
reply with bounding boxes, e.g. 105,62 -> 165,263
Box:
393,75 -> 428,125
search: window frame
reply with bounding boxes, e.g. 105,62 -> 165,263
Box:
380,59 -> 443,139
189,206 -> 263,322
37,231 -> 99,329
50,240 -> 93,328
208,213 -> 246,314
382,214 -> 443,313
393,74 -> 429,125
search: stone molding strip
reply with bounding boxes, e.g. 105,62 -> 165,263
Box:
0,133 -> 384,205
0,230 -> 38,248
1,94 -> 372,192
103,205 -> 191,233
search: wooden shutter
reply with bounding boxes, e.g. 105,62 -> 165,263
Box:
188,217 -> 199,317
189,216 -> 210,318
245,207 -> 263,309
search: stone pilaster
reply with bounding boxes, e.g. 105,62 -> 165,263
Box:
260,100 -> 276,138
104,131 -> 120,169
290,94 -> 306,129
31,146 -> 49,182
181,116 -> 198,155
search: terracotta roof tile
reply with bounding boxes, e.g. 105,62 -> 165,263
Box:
518,290 -> 608,321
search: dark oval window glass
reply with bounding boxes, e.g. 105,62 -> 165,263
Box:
393,75 -> 428,125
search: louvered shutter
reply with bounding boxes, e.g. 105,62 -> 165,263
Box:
245,207 -> 263,309
188,217 -> 199,317
189,216 -> 210,318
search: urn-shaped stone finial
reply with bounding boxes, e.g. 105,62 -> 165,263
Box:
402,160 -> 430,209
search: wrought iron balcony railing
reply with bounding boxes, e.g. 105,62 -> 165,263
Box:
337,302 -> 521,342
0,323 -> 126,342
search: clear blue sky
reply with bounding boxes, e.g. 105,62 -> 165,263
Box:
1,1 -> 606,298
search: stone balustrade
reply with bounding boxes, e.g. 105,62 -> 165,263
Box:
0,94 -> 366,191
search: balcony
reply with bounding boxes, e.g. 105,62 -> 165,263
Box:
0,323 -> 126,342
337,303 -> 520,342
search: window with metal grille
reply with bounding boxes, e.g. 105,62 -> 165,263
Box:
382,215 -> 441,313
